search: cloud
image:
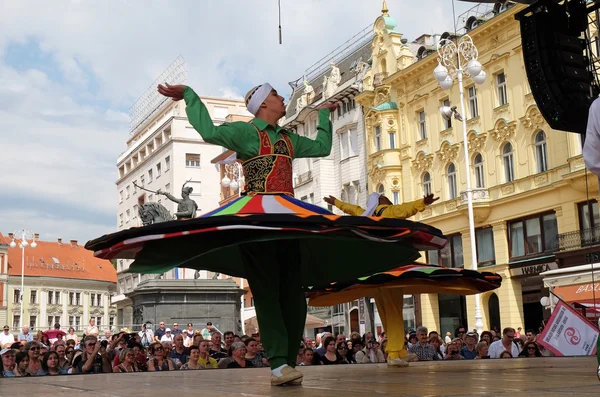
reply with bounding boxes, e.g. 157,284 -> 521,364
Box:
0,0 -> 476,242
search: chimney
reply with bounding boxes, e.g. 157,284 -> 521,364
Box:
58,238 -> 62,245
8,233 -> 13,239
70,240 -> 78,248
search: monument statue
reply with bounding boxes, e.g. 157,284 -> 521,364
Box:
296,80 -> 314,111
138,202 -> 174,226
323,62 -> 341,98
157,182 -> 198,220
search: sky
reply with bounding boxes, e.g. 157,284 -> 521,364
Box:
0,0 -> 475,243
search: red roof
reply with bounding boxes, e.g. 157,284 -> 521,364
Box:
0,233 -> 116,283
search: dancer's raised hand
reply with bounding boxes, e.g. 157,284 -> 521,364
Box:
323,195 -> 337,205
157,83 -> 186,101
317,102 -> 338,113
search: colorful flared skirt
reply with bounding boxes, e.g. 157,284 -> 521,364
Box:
307,262 -> 502,307
85,195 -> 447,288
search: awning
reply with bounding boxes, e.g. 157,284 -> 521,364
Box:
553,282 -> 600,303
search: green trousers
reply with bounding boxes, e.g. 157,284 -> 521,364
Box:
241,240 -> 306,370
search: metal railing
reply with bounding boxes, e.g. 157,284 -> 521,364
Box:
558,226 -> 600,251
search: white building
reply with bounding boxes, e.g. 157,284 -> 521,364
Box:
113,68 -> 251,326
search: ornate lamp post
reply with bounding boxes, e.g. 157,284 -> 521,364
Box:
9,230 -> 37,329
220,162 -> 243,195
433,34 -> 486,334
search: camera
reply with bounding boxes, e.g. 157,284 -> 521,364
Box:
123,333 -> 137,344
100,340 -> 109,348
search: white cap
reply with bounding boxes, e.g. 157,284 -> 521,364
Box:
166,328 -> 171,332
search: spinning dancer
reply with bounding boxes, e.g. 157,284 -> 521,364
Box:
86,83 -> 447,386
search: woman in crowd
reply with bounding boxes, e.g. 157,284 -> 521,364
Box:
475,342 -> 490,359
40,333 -> 51,348
41,351 -> 64,375
113,348 -> 139,373
35,330 -> 44,342
14,351 -> 30,376
429,335 -> 444,360
499,351 -> 513,358
444,342 -> 464,360
1,348 -> 17,376
147,342 -> 174,371
181,345 -> 203,370
84,319 -> 99,338
518,341 -> 543,358
480,331 -> 493,346
66,327 -> 79,344
227,342 -> 254,368
298,348 -> 314,366
129,343 -> 147,371
26,341 -> 43,375
244,337 -> 268,367
320,336 -> 343,365
64,346 -> 75,367
336,341 -> 350,364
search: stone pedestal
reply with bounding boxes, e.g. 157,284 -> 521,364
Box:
127,279 -> 245,334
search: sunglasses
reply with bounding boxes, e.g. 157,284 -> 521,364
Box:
154,347 -> 163,351
527,346 -> 536,350
86,343 -> 96,347
29,347 -> 41,351
338,346 -> 348,350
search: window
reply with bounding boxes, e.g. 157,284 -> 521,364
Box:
502,143 -> 515,182
186,153 -> 201,167
29,316 -> 37,330
69,292 -> 75,306
309,193 -> 315,204
374,126 -> 382,152
75,316 -> 81,329
579,200 -> 600,230
422,172 -> 432,196
156,162 -> 162,177
393,191 -> 400,205
76,292 -> 81,306
119,214 -> 124,226
418,111 -> 427,139
148,169 -> 153,183
447,163 -> 457,199
165,156 -> 171,171
337,104 -> 342,118
442,99 -> 452,129
509,212 -> 558,258
109,315 -> 115,328
133,181 -> 137,194
48,290 -> 54,305
428,234 -> 463,268
91,294 -> 95,307
497,72 -> 508,106
48,316 -> 60,327
165,183 -> 171,193
96,317 -> 102,329
474,154 -> 485,188
377,184 -> 385,195
140,175 -> 145,187
339,128 -> 358,160
468,86 -> 479,118
119,190 -> 123,203
69,316 -> 74,327
535,131 -> 548,173
126,185 -> 130,199
476,227 -> 495,264
13,315 -> 20,330
13,289 -> 20,304
30,290 -> 37,304
55,291 -> 60,304
389,131 -> 396,149
126,209 -> 131,223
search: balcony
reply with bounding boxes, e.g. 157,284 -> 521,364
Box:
460,188 -> 490,203
294,170 -> 313,188
558,226 -> 600,252
373,72 -> 389,87
457,188 -> 491,223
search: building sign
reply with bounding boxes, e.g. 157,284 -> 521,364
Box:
523,292 -> 543,304
510,262 -> 558,278
359,298 -> 365,324
537,300 -> 598,356
584,251 -> 600,263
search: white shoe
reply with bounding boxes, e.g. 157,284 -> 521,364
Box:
400,353 -> 418,362
387,357 -> 409,367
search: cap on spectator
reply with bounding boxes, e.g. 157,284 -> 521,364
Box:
2,325 -> 9,330
207,322 -> 212,326
0,348 -> 13,356
166,328 -> 171,332
466,331 -> 477,338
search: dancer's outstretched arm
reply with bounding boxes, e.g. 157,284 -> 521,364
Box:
294,104 -> 336,158
323,195 -> 365,216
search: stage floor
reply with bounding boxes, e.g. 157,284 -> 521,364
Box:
1,357 -> 599,396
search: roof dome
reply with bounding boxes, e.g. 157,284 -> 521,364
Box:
374,101 -> 398,111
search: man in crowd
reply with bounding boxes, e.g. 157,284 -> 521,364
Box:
139,323 -> 154,347
460,332 -> 478,359
171,323 -> 182,335
73,335 -> 111,374
160,328 -> 174,344
444,342 -> 464,360
526,329 -> 537,343
183,323 -> 195,347
224,331 -> 235,352
489,327 -> 521,358
44,323 -> 67,345
18,326 -> 33,343
1,325 -> 15,347
154,322 -> 167,342
170,334 -> 188,365
198,340 -> 218,369
408,326 -> 438,361
201,322 -> 214,340
210,331 -> 227,360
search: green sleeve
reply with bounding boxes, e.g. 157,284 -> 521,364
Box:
183,87 -> 257,159
293,108 -> 333,158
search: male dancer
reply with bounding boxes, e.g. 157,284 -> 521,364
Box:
158,82 -> 336,386
324,192 -> 439,366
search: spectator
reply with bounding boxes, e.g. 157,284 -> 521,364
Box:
113,348 -> 139,373
181,345 -> 203,370
525,329 -> 537,343
475,342 -> 489,359
14,351 -> 30,376
73,336 -> 111,374
226,342 -> 254,368
452,337 -> 464,351
224,331 -> 235,352
460,332 -> 478,360
64,346 -> 75,367
183,323 -> 195,347
210,332 -> 227,360
84,319 -> 99,338
40,351 -> 63,375
336,333 -> 347,345
336,341 -> 350,363
1,348 -> 17,376
170,334 -> 188,366
429,335 -> 443,360
519,341 -> 543,358
499,351 -> 513,358
65,327 -> 79,345
147,342 -> 174,371
408,326 -> 437,361
55,344 -> 70,372
139,323 -> 154,347
198,340 -> 219,368
443,342 -> 463,360
171,323 -> 182,335
516,327 -> 522,338
315,332 -> 332,357
99,329 -> 111,342
25,341 -> 43,375
161,341 -> 180,368
40,333 -> 50,348
319,336 -> 343,365
444,332 -> 452,344
201,322 -> 214,340
489,328 -> 521,359
192,333 -> 203,348
244,337 -> 268,367
480,331 -> 493,346
298,348 -> 314,366
455,325 -> 467,338
18,326 -> 34,343
0,326 -> 15,348
233,335 -> 242,343
407,332 -> 418,349
154,322 -> 167,343
160,328 -> 174,344
10,342 -> 23,352
351,339 -> 365,363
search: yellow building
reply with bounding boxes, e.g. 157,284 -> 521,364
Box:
356,3 -> 596,334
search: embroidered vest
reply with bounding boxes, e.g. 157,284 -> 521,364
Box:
242,123 -> 295,196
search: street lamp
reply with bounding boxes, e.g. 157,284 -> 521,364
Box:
9,230 -> 36,329
434,34 -> 486,335
221,162 -> 243,195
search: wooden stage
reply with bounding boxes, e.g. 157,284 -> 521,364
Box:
1,357 -> 599,397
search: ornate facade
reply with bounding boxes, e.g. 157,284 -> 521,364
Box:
356,4 -> 594,333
